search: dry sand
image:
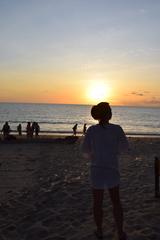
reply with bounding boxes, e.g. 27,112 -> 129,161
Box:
0,137 -> 160,240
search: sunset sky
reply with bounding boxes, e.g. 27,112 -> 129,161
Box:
0,0 -> 160,106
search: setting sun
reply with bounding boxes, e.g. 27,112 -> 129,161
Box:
86,81 -> 111,103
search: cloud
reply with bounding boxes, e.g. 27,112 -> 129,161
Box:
146,97 -> 160,105
131,92 -> 144,96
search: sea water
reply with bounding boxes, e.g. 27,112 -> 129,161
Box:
0,103 -> 159,136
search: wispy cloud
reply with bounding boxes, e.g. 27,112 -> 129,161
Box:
143,91 -> 150,94
131,92 -> 144,97
146,97 -> 160,105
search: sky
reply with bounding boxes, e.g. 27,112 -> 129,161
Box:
0,0 -> 160,106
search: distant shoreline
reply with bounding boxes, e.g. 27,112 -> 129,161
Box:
0,101 -> 160,108
1,130 -> 160,139
1,104 -> 160,137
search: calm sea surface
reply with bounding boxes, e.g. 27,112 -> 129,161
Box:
0,103 -> 159,135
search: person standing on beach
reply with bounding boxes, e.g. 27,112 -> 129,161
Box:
72,123 -> 78,136
35,122 -> 40,137
17,124 -> 22,136
82,102 -> 129,240
83,123 -> 87,135
2,121 -> 11,139
26,122 -> 32,138
31,122 -> 36,136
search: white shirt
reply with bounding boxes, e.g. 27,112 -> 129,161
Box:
82,123 -> 129,188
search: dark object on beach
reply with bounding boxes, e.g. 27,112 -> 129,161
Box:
155,156 -> 160,198
17,124 -> 22,136
26,122 -> 33,138
83,123 -> 87,135
65,136 -> 78,144
94,230 -> 103,239
31,122 -> 40,136
72,124 -> 78,136
1,121 -> 11,139
4,135 -> 17,141
35,122 -> 40,136
31,122 -> 36,134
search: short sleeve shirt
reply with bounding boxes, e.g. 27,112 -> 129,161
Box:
82,123 -> 128,167
82,123 -> 129,188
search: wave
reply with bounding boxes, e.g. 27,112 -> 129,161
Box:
9,129 -> 160,137
0,103 -> 159,136
0,120 -> 86,125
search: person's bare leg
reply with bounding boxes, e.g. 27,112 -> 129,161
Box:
109,186 -> 126,239
92,189 -> 104,236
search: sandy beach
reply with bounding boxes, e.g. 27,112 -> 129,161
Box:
0,136 -> 160,240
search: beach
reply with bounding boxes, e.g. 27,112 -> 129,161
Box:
0,136 -> 160,240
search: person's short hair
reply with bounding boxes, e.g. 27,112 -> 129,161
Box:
91,102 -> 112,121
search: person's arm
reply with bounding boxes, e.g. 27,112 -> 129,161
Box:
117,126 -> 129,153
81,127 -> 92,159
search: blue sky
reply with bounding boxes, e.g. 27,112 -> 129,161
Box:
0,0 -> 160,105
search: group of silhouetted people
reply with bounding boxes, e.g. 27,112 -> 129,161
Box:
1,121 -> 86,139
1,121 -> 40,139
72,123 -> 87,136
26,122 -> 40,138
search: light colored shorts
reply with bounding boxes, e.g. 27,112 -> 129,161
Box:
90,166 -> 120,189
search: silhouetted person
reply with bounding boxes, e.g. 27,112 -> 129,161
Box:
82,102 -> 129,240
31,122 -> 36,135
72,123 -> 78,136
26,122 -> 32,138
17,124 -> 22,136
2,121 -> 10,139
35,122 -> 40,137
83,123 -> 87,135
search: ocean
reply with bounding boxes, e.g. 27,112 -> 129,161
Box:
0,103 -> 159,136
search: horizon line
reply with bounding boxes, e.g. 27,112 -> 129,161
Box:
0,101 -> 159,108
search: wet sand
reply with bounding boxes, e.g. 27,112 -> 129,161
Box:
0,137 -> 160,240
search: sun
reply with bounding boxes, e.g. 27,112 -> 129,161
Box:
87,81 -> 111,103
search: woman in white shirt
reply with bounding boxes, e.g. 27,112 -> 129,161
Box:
82,102 -> 128,240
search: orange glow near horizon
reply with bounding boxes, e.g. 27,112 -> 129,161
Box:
1,2 -> 160,108
0,70 -> 160,107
